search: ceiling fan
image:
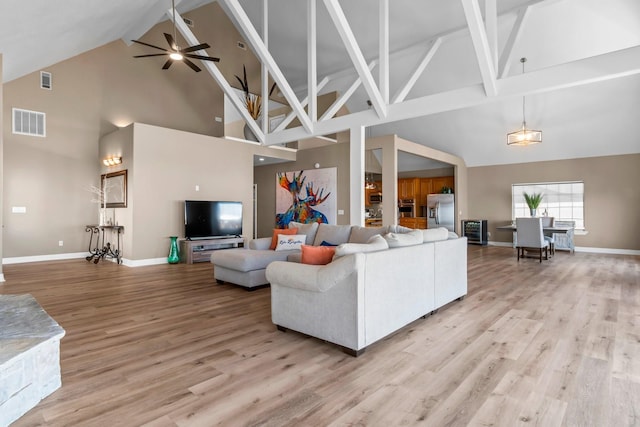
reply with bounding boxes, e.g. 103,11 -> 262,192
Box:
131,0 -> 219,72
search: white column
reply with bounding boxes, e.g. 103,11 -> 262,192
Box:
349,126 -> 365,226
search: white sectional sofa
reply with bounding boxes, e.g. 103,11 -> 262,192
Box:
211,222 -> 387,289
265,230 -> 468,356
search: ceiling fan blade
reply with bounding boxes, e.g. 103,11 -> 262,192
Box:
185,54 -> 220,62
133,53 -> 169,58
182,57 -> 202,72
162,59 -> 173,70
164,33 -> 177,50
131,39 -> 169,52
181,43 -> 211,53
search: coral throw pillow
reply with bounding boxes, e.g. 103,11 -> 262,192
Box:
301,245 -> 336,265
270,228 -> 298,250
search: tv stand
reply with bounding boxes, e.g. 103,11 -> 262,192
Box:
179,237 -> 244,264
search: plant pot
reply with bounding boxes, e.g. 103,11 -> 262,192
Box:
530,208 -> 536,217
243,123 -> 258,142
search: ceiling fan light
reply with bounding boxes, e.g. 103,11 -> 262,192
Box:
169,52 -> 183,61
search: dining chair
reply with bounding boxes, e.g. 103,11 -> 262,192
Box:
540,216 -> 555,256
515,217 -> 550,263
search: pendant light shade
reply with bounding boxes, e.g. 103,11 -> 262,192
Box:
507,58 -> 542,146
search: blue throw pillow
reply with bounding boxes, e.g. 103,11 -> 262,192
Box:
320,240 -> 337,247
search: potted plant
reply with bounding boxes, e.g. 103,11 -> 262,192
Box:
523,192 -> 544,216
235,65 -> 276,141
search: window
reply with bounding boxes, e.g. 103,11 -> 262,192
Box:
512,181 -> 584,229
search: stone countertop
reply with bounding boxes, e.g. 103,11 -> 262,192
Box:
0,294 -> 66,364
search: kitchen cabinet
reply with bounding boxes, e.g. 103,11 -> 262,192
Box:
398,178 -> 418,199
365,181 -> 382,206
415,218 -> 427,229
399,217 -> 417,229
431,176 -> 454,194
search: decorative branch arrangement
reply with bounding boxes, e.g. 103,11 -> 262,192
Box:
235,65 -> 277,120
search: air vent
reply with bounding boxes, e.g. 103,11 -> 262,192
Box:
13,108 -> 46,137
183,17 -> 194,27
237,41 -> 247,50
40,71 -> 52,90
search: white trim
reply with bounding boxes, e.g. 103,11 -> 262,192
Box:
121,258 -> 167,267
574,247 -> 640,256
0,273 -> 5,283
2,252 -> 88,265
487,241 -> 639,256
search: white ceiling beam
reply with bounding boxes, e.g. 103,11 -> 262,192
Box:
261,0 -> 269,134
323,0 -> 387,118
392,38 -> 442,104
274,76 -> 330,132
462,0 -> 498,96
319,60 -> 377,121
379,0 -> 390,104
171,8 -> 264,143
485,0 -> 498,72
221,0 -> 313,133
265,45 -> 640,145
308,0 -> 318,123
498,6 -> 530,78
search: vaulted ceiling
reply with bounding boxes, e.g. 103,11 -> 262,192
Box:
1,0 -> 639,167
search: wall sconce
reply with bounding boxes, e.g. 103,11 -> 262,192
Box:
103,156 -> 122,166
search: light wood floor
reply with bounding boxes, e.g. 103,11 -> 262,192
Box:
1,246 -> 639,427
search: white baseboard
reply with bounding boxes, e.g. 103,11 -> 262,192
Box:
121,258 -> 168,267
2,252 -> 88,265
487,241 -> 639,255
1,254 -> 173,267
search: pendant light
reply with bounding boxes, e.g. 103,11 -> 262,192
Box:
507,57 -> 542,146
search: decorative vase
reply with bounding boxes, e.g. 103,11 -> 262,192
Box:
167,236 -> 180,264
530,208 -> 536,217
99,208 -> 107,226
243,123 -> 259,142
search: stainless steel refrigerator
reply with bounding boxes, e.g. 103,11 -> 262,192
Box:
427,194 -> 455,232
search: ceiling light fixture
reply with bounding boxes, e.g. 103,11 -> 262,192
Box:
507,57 -> 542,146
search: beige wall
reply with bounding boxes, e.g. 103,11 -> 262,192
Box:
468,154 -> 640,250
0,53 -> 4,276
0,10 -> 246,258
254,143 -> 352,238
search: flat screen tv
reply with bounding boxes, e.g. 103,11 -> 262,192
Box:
184,200 -> 243,240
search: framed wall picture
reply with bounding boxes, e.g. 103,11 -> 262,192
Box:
101,170 -> 127,208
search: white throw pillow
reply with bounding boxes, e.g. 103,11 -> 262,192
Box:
383,230 -> 423,247
333,234 -> 389,258
288,221 -> 319,245
421,227 -> 450,242
274,234 -> 306,251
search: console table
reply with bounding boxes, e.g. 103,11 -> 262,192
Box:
85,225 -> 124,264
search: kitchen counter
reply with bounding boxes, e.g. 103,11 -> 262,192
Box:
365,218 -> 383,227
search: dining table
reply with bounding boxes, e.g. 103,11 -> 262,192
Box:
496,224 -> 574,234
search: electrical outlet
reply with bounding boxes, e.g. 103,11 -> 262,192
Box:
58,240 -> 63,246
338,209 -> 344,215
195,185 -> 200,191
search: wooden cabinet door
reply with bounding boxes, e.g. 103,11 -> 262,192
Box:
432,176 -> 454,194
415,218 -> 427,229
419,178 -> 433,205
399,217 -> 417,228
398,178 -> 418,199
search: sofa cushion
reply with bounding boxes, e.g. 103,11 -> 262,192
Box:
383,230 -> 423,247
269,227 -> 298,250
388,224 -> 414,234
312,223 -> 353,246
348,225 -> 388,244
212,248 -> 294,272
420,227 -> 450,242
275,234 -> 306,251
301,245 -> 336,265
334,234 -> 389,258
288,221 -> 319,245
